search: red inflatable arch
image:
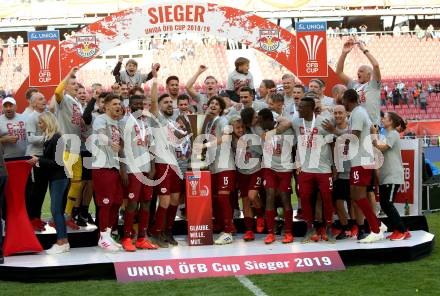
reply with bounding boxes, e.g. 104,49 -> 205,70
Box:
14,2 -> 340,111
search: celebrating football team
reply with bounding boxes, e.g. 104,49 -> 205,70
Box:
0,37 -> 411,257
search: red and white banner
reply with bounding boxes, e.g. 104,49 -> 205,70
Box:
28,30 -> 61,87
186,171 -> 213,246
393,139 -> 423,216
114,251 -> 345,282
16,2 -> 343,112
296,21 -> 328,77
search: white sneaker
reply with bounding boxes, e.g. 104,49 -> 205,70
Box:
107,228 -> 122,248
98,231 -> 120,252
233,209 -> 241,219
379,222 -> 388,233
358,231 -> 384,243
214,232 -> 233,245
46,243 -> 70,255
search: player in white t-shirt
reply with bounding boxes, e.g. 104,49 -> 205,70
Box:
308,79 -> 335,109
336,37 -> 382,126
149,65 -> 184,248
342,89 -> 387,243
185,65 -> 219,114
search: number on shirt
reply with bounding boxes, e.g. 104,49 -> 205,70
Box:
223,177 -> 229,186
353,170 -> 360,181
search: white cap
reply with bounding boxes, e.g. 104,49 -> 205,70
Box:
2,97 -> 16,106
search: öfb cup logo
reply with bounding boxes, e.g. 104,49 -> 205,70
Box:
31,44 -> 56,83
299,34 -> 324,62
189,180 -> 199,196
258,29 -> 281,52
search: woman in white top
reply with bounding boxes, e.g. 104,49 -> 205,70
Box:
373,112 -> 410,241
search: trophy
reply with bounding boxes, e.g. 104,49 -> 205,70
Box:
187,114 -> 208,171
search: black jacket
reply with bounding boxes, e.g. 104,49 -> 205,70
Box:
38,133 -> 67,181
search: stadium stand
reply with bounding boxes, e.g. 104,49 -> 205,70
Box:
1,33 -> 440,121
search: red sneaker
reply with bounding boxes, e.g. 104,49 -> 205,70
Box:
37,218 -> 46,228
386,230 -> 398,239
48,220 -> 56,228
264,233 -> 276,244
31,218 -> 45,231
389,231 -> 406,241
331,227 -> 341,237
135,238 -> 159,249
121,237 -> 136,252
404,231 -> 412,239
243,230 -> 255,242
256,217 -> 265,233
66,218 -> 80,230
282,233 -> 294,244
350,225 -> 359,238
311,227 -> 323,242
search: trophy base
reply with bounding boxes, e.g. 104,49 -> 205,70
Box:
188,161 -> 209,172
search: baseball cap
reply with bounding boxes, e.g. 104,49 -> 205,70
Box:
2,97 -> 16,106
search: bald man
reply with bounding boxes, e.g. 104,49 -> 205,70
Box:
331,84 -> 347,105
336,38 -> 382,126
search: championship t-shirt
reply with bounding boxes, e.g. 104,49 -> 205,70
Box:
25,111 -> 45,156
207,116 -> 235,174
321,95 -> 335,108
291,115 -> 333,174
226,100 -> 267,119
0,114 -> 27,158
262,124 -> 295,172
92,114 -> 121,170
234,131 -> 262,175
150,112 -> 181,177
119,114 -> 153,174
227,70 -> 254,92
195,93 -> 209,114
379,129 -> 404,185
348,105 -> 374,168
56,94 -> 84,151
334,125 -> 351,180
348,79 -> 381,125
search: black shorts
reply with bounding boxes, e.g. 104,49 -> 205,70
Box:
81,150 -> 92,181
333,178 -> 350,202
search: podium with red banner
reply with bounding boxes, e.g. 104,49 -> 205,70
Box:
3,160 -> 43,256
185,171 -> 213,246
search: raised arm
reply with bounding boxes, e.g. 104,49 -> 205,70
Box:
82,97 -> 96,125
149,63 -> 159,116
336,39 -> 354,85
54,67 -> 78,103
185,65 -> 207,101
112,56 -> 123,83
357,40 -> 381,81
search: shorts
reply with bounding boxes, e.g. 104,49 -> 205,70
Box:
212,170 -> 236,193
367,170 -> 377,192
263,169 -> 293,193
63,151 -> 82,181
350,166 -> 374,187
237,171 -> 263,197
81,150 -> 92,181
298,172 -> 333,198
92,168 -> 123,207
155,163 -> 182,195
332,178 -> 351,201
125,173 -> 153,202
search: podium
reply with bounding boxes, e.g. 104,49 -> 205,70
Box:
186,171 -> 213,246
3,159 -> 43,256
